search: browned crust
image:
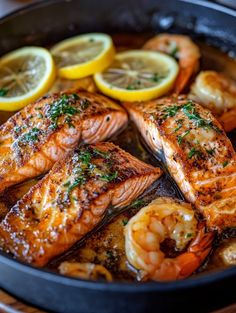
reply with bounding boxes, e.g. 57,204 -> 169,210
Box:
0,142 -> 161,266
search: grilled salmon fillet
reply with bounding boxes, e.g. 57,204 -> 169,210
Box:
0,90 -> 127,193
0,142 -> 161,266
124,96 -> 236,230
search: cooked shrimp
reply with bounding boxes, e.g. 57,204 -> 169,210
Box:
190,71 -> 236,132
219,109 -> 236,133
143,34 -> 200,94
59,262 -> 113,281
125,197 -> 214,281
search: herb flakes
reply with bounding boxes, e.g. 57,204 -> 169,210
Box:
0,88 -> 8,96
188,147 -> 201,159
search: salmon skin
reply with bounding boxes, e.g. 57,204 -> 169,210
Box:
0,142 -> 161,266
0,90 -> 128,193
124,96 -> 236,230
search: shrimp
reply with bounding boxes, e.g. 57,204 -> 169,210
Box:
125,197 -> 214,281
189,71 -> 236,132
59,262 -> 113,281
143,34 -> 200,94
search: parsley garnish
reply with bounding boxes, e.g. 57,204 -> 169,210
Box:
21,127 -> 41,143
222,161 -> 229,168
78,150 -> 92,166
185,233 -> 193,238
122,219 -> 128,226
152,73 -> 165,83
93,148 -> 109,159
130,198 -> 145,208
163,105 -> 181,119
188,147 -> 201,159
47,94 -> 81,129
67,176 -> 86,193
126,85 -> 135,90
100,171 -> 118,182
206,148 -> 215,156
177,130 -> 190,145
182,102 -> 221,133
0,88 -> 8,96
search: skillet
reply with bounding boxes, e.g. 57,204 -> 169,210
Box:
0,0 -> 236,312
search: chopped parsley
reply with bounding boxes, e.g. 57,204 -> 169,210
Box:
182,102 -> 221,133
78,150 -> 92,166
206,148 -> 215,156
161,101 -> 221,134
37,112 -> 43,119
222,161 -> 229,168
14,126 -> 21,134
185,233 -> 193,238
46,94 -> 89,129
162,105 -> 181,119
130,198 -> 145,209
177,130 -> 190,145
93,148 -> 109,159
188,147 -> 201,159
122,218 -> 129,226
126,85 -> 135,90
67,176 -> 86,193
66,147 -> 118,194
100,170 -> 118,182
20,127 -> 41,143
168,41 -> 179,58
0,88 -> 8,96
170,46 -> 179,58
152,73 -> 165,83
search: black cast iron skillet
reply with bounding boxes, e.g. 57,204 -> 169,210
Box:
0,1 -> 236,312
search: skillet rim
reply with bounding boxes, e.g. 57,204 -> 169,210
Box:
0,0 -> 235,291
0,0 -> 236,25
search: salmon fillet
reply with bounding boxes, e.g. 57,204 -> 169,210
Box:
0,142 -> 161,266
0,90 -> 127,193
124,96 -> 236,230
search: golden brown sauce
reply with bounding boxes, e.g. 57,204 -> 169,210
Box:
0,34 -> 235,281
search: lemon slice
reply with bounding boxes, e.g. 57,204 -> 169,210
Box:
94,50 -> 179,102
0,47 -> 55,111
51,33 -> 115,79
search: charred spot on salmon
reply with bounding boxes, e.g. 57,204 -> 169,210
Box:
80,98 -> 90,110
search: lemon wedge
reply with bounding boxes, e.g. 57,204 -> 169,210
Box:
51,33 -> 115,79
94,50 -> 179,102
0,47 -> 55,111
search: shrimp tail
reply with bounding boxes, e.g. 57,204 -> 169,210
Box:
176,223 -> 214,279
174,61 -> 199,94
219,107 -> 236,132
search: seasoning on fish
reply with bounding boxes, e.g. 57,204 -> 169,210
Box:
0,142 -> 161,266
124,96 -> 236,230
0,90 -> 128,193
